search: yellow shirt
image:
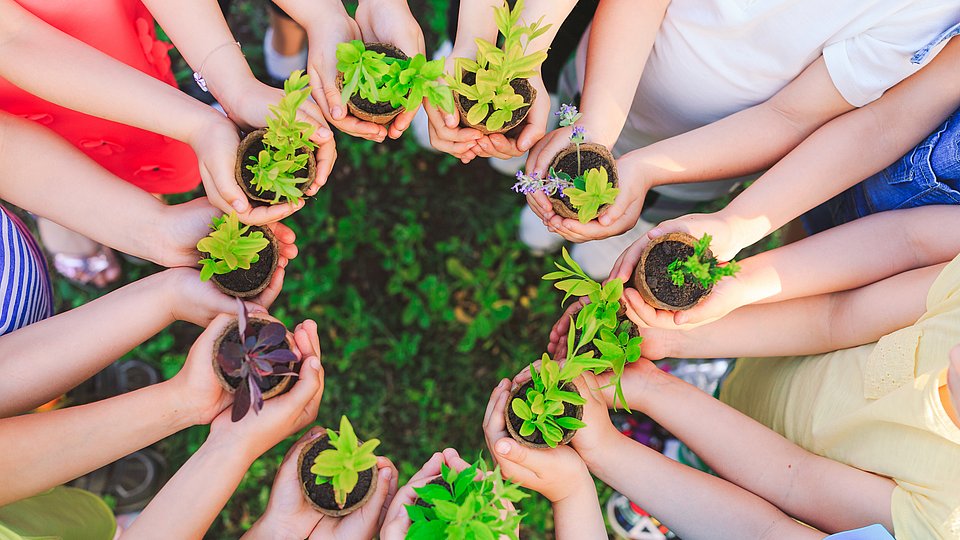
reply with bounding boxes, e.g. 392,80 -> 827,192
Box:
721,255 -> 960,539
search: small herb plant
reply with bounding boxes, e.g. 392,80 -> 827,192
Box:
667,233 -> 741,288
406,458 -> 526,540
543,247 -> 643,410
336,40 -> 454,113
217,300 -> 298,422
197,212 -> 270,281
511,354 -> 587,447
310,416 -> 380,508
511,104 -> 618,223
246,70 -> 317,204
448,0 -> 551,131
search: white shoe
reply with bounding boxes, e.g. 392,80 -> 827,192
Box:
263,28 -> 308,81
570,219 -> 654,280
519,206 -> 565,256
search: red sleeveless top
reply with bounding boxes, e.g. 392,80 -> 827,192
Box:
0,0 -> 201,194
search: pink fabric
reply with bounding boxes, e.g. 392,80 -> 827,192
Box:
0,0 -> 201,194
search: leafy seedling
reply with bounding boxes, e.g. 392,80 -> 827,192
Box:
511,355 -> 587,447
667,233 -> 741,288
310,416 -> 381,508
197,212 -> 270,281
217,299 -> 298,422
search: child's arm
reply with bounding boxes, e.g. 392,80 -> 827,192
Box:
0,315 -> 270,505
122,323 -> 324,539
0,1 -> 295,223
600,364 -> 895,533
644,38 -> 960,260
570,373 -> 829,540
525,0 -> 669,175
609,205 -> 960,329
0,268 -> 284,417
540,54 -> 856,242
482,379 -> 607,540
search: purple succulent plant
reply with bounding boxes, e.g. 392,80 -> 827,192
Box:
218,299 -> 299,422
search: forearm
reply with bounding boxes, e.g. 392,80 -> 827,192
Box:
551,477 -> 606,540
726,206 -> 960,308
141,0 -> 257,111
581,435 -> 824,540
0,271 -> 176,417
0,0 -> 221,144
451,0 -> 502,56
123,435 -> 256,540
0,113 -> 173,263
0,380 -> 194,505
579,0 -> 668,147
626,58 -> 853,188
629,369 -> 894,532
719,52 -> 960,248
655,264 -> 940,359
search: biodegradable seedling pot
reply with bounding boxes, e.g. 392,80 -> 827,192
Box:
633,232 -> 712,311
236,128 -> 317,207
453,72 -> 536,135
504,379 -> 584,449
548,143 -> 619,220
298,432 -> 379,517
212,317 -> 297,399
336,42 -> 408,125
210,225 -> 279,299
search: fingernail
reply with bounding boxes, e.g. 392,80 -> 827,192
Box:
444,114 -> 456,127
649,228 -> 663,238
495,440 -> 510,455
599,216 -> 610,225
317,127 -> 333,139
232,200 -> 248,212
675,314 -> 688,324
381,468 -> 392,480
310,357 -> 321,369
331,106 -> 344,119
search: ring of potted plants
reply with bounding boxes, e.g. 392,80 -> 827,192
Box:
335,40 -> 455,125
298,416 -> 381,517
236,70 -> 317,207
197,212 -> 278,298
512,105 -> 619,224
405,458 -> 526,540
633,232 -> 741,311
213,300 -> 299,422
447,0 -> 551,134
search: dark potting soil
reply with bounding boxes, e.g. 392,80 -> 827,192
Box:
457,72 -> 532,129
221,319 -> 294,394
415,478 -> 451,508
549,149 -> 617,213
350,44 -> 404,115
300,437 -> 375,511
212,227 -> 276,295
644,240 -> 709,308
239,137 -> 312,206
507,380 -> 579,446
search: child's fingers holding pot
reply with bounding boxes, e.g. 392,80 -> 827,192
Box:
483,379 -> 511,428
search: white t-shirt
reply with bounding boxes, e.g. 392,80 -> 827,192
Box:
609,0 -> 960,201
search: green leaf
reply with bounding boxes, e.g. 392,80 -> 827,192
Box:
467,102 -> 489,125
510,398 -> 532,420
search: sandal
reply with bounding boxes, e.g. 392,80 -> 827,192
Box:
70,448 -> 167,514
52,245 -> 122,288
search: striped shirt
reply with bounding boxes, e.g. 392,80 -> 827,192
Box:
0,205 -> 53,335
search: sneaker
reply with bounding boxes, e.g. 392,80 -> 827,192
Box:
518,206 -> 565,256
263,27 -> 307,82
569,219 -> 654,280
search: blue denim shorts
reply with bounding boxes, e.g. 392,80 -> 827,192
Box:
803,105 -> 960,234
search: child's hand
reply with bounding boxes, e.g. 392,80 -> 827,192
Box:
482,379 -> 593,503
545,296 -> 672,361
300,6 -> 387,142
354,0 -> 425,140
246,428 -> 398,540
423,48 -> 485,163
157,204 -> 298,272
219,76 -> 337,197
186,113 -> 307,225
527,151 -> 655,243
380,449 -> 475,539
567,372 -> 625,461
164,264 -> 288,327
207,320 -> 324,459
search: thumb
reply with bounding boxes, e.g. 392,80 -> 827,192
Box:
494,437 -> 544,470
203,160 -> 250,214
598,192 -> 630,226
310,63 -> 346,121
288,355 -> 324,406
195,313 -> 236,349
